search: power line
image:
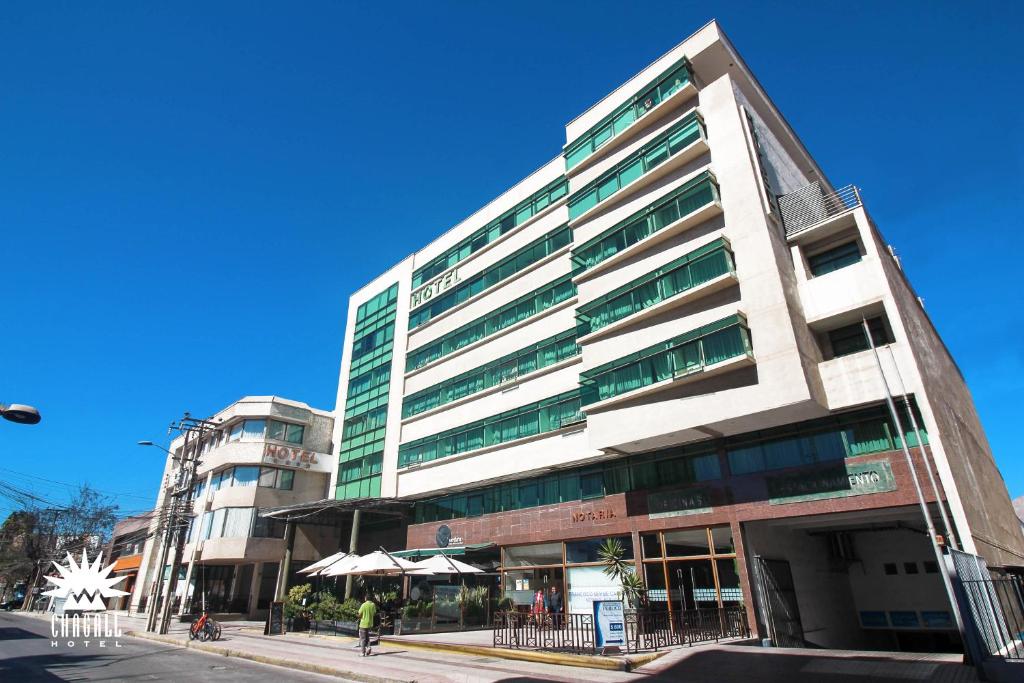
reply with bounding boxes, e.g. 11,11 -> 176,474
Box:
0,466 -> 156,502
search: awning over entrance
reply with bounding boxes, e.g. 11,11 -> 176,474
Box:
111,554 -> 142,572
258,497 -> 411,522
391,543 -> 496,559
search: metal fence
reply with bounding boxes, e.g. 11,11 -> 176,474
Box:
778,181 -> 862,237
493,612 -> 596,654
960,577 -> 1024,661
492,607 -> 749,654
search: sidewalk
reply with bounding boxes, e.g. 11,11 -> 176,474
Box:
14,610 -> 982,682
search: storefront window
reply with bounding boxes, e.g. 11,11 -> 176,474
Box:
669,558 -> 717,609
640,525 -> 742,612
716,559 -> 743,603
503,543 -> 562,567
502,568 -> 563,607
664,528 -> 710,557
565,536 -> 633,564
710,526 -> 734,555
641,533 -> 662,559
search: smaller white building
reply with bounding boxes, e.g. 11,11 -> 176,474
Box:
132,396 -> 339,619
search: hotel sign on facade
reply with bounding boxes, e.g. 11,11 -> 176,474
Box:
410,268 -> 460,308
263,443 -> 320,470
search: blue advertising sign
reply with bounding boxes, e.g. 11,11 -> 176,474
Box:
593,600 -> 625,647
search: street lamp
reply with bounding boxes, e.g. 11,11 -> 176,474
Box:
1,403 -> 41,425
137,440 -> 177,460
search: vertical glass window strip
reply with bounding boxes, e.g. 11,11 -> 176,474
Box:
412,178 -> 569,288
338,283 -> 398,500
567,113 -> 704,221
564,59 -> 693,170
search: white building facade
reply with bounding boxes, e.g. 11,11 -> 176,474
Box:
329,21 -> 1024,650
133,396 -> 338,619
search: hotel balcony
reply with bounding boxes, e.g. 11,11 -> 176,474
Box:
780,182 -> 863,240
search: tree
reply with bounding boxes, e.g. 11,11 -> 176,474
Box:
598,537 -> 648,609
0,486 -> 119,609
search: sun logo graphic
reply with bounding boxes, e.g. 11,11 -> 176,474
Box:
43,550 -> 129,612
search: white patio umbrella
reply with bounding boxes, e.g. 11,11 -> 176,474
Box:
298,551 -> 351,575
321,553 -> 362,577
411,554 -> 483,576
334,550 -> 425,576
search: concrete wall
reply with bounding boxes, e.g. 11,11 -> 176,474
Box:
865,217 -> 1024,566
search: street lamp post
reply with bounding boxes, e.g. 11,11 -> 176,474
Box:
1,403 -> 41,425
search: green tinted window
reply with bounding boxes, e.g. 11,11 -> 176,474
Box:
412,177 -> 569,287
409,225 -> 571,329
403,329 -> 579,417
565,59 -> 693,170
398,390 -> 583,467
567,113 -> 704,221
406,274 -> 576,372
579,315 -> 752,405
576,238 -> 734,336
808,241 -> 862,277
571,171 -> 719,272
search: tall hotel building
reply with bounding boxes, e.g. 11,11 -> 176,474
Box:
330,21 -> 1024,649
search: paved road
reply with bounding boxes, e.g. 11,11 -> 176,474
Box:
0,611 -> 346,682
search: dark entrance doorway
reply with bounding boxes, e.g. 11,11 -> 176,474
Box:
755,556 -> 805,647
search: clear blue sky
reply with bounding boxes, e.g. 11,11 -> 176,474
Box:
2,2 -> 1022,518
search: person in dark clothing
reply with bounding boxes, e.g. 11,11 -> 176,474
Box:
544,585 -> 564,626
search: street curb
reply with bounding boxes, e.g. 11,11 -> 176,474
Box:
280,629 -> 668,672
124,630 -> 409,683
375,635 -> 636,671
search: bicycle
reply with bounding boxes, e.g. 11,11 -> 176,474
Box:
189,611 -> 222,641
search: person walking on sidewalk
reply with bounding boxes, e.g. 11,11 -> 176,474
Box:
358,594 -> 377,657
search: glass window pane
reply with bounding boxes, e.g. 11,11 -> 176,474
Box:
663,528 -> 710,557
241,419 -> 266,441
278,469 -> 294,490
503,542 -> 563,567
619,158 -> 643,187
232,466 -> 259,487
267,420 -> 287,441
710,526 -> 734,555
642,534 -> 662,559
285,423 -> 304,444
597,175 -> 619,202
258,467 -> 277,488
565,536 -> 633,564
580,471 -> 604,499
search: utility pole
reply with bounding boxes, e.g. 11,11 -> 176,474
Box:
147,412 -> 218,634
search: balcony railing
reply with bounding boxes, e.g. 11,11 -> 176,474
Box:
779,181 -> 862,236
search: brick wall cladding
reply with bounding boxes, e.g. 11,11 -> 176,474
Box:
405,446 -> 946,549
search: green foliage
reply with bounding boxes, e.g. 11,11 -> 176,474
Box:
313,593 -> 340,620
339,598 -> 361,622
598,537 -> 648,608
284,583 -> 312,618
497,596 -> 515,612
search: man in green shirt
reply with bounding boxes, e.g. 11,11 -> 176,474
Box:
357,594 -> 377,656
